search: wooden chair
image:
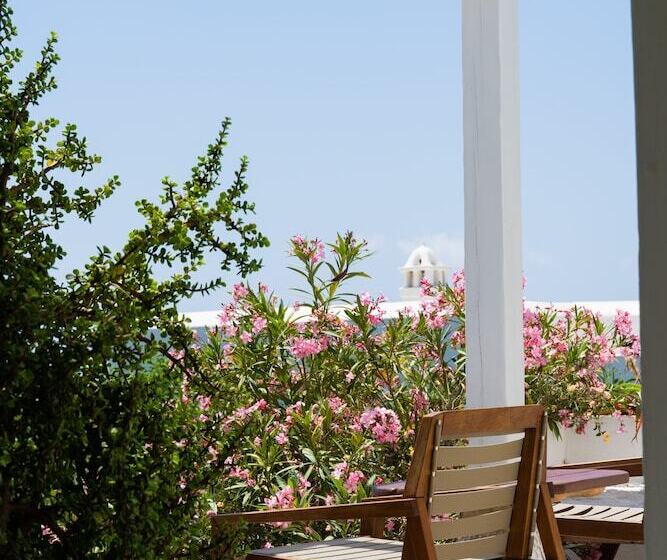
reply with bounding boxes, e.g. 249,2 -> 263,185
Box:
549,458 -> 644,560
212,405 -> 555,560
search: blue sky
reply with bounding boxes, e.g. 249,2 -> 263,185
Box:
16,1 -> 637,311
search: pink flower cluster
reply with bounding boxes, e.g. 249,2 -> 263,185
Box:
222,399 -> 268,432
290,235 -> 325,264
265,486 -> 295,529
289,336 -> 328,359
523,324 -> 547,368
331,461 -> 367,493
359,407 -> 401,444
359,292 -> 386,326
229,466 -> 256,487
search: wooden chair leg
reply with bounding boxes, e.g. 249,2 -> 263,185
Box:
401,501 -> 437,560
536,482 -> 566,560
360,516 -> 384,538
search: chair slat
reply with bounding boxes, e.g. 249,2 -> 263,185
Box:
433,461 -> 520,492
431,508 -> 512,540
435,438 -> 524,467
433,532 -> 508,560
431,484 -> 516,514
249,537 -> 403,559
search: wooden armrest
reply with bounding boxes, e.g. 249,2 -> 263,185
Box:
555,457 -> 643,477
212,498 -> 419,526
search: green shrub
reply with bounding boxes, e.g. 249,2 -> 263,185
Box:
0,4 -> 268,557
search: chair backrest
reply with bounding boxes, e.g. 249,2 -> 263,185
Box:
403,405 -> 546,560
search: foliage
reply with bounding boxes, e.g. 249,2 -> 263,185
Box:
193,233 -> 640,555
0,4 -> 268,557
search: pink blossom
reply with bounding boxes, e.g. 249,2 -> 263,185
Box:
344,470 -> 366,493
419,278 -> 433,297
232,283 -> 249,301
324,494 -> 335,506
410,389 -> 430,418
40,524 -> 60,545
289,336 -> 328,359
451,270 -> 465,292
252,315 -> 267,334
331,461 -> 348,479
208,445 -> 219,462
239,331 -> 252,344
275,432 -> 289,445
614,310 -> 634,337
385,518 -> 396,532
229,467 -> 256,487
558,409 -> 573,429
297,474 -> 311,496
345,371 -> 355,383
359,407 -> 402,444
196,395 -> 212,411
265,486 -> 296,528
327,396 -> 346,414
290,235 -> 326,264
263,542 -> 274,549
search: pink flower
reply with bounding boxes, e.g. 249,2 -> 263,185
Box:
451,269 -> 465,292
239,331 -> 252,344
252,315 -> 267,334
359,407 -> 402,444
614,310 -> 634,337
327,396 -> 346,414
410,389 -> 430,417
344,470 -> 366,493
232,283 -> 249,301
324,494 -> 335,506
196,395 -> 212,411
385,518 -> 396,532
275,432 -> 289,445
419,278 -> 433,297
289,336 -> 328,359
345,371 -> 355,383
331,461 -> 348,479
40,524 -> 60,545
297,474 -> 311,496
290,235 -> 326,264
263,542 -> 274,549
208,445 -> 219,463
265,486 -> 296,529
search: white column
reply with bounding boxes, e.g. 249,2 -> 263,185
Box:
462,0 -> 524,408
632,2 -> 667,557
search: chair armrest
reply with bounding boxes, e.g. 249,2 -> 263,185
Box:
555,457 -> 643,476
212,497 -> 419,526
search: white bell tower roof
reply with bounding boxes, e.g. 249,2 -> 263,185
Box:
399,244 -> 447,301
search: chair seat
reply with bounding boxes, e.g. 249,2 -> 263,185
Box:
246,535 -> 527,560
246,536 -> 403,560
553,503 -> 644,544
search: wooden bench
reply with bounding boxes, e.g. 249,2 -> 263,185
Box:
550,458 -> 644,560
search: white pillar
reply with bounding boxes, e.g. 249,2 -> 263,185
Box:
462,0 -> 524,408
631,2 -> 667,557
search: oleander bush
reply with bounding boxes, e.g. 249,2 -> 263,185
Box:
192,233 -> 640,554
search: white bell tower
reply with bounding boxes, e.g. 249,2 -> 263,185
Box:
399,244 -> 447,301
